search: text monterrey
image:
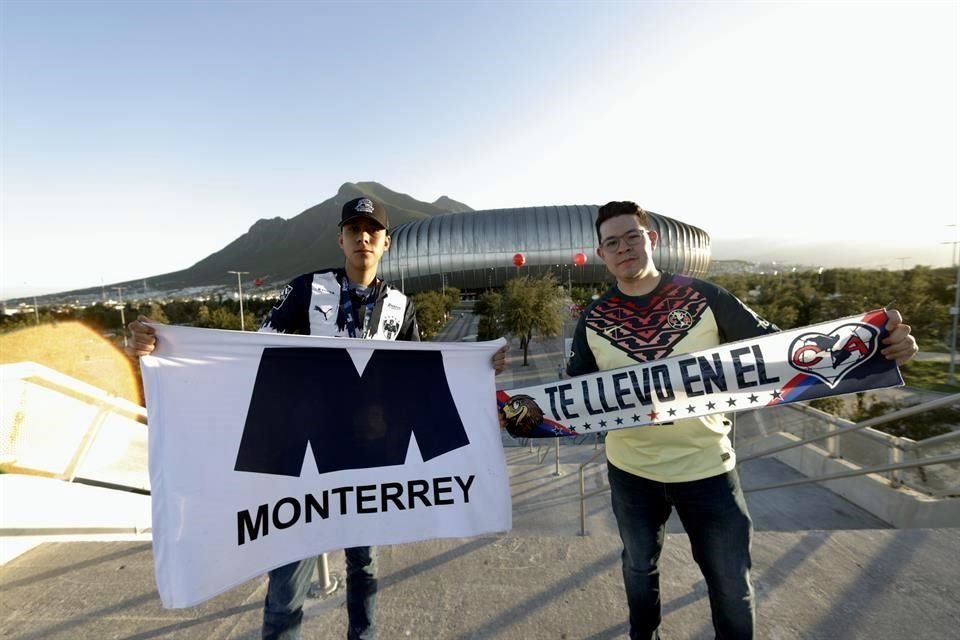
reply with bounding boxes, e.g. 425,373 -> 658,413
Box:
232,347 -> 475,546
237,475 -> 476,545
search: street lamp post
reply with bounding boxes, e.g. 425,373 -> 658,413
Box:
227,271 -> 249,331
112,286 -> 127,348
946,225 -> 959,384
22,282 -> 39,325
943,241 -> 959,269
950,259 -> 960,385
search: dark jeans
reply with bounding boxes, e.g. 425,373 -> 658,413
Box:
262,546 -> 378,640
608,463 -> 754,640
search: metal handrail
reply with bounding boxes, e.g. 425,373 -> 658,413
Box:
1,361 -> 147,421
737,394 -> 960,463
578,448 -> 607,536
309,553 -> 340,599
576,394 -> 960,536
0,525 -> 152,536
578,448 -> 960,534
62,404 -> 112,483
904,429 -> 960,450
2,361 -> 149,491
743,453 -> 960,492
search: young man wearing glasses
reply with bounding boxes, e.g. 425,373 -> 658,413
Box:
567,201 -> 918,639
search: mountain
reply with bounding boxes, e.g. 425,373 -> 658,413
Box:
432,196 -> 473,214
39,182 -> 468,301
146,181 -> 458,290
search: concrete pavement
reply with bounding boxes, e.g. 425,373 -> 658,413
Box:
3,528 -> 958,639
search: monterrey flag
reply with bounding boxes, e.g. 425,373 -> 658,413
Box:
500,309 -> 904,438
141,325 -> 510,608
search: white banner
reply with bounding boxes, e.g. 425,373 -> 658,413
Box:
500,309 -> 903,438
141,325 -> 510,608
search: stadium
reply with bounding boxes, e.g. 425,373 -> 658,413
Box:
379,204 -> 712,293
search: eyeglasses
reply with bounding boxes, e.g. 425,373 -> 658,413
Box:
600,230 -> 647,252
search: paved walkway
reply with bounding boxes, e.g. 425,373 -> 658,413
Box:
3,529 -> 958,640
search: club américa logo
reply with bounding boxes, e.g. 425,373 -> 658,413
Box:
788,322 -> 879,388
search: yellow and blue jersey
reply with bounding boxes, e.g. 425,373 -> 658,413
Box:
568,272 -> 778,482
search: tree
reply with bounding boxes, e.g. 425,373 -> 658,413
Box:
500,274 -> 565,365
570,286 -> 601,309
711,267 -> 953,345
411,290 -> 449,340
411,287 -> 461,339
162,299 -> 202,325
203,306 -> 241,330
441,287 -> 460,310
137,302 -> 169,324
195,305 -> 212,327
476,290 -> 503,340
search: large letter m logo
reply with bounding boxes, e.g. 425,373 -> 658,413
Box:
234,348 -> 470,477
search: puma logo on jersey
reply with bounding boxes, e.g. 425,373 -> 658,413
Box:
314,305 -> 335,320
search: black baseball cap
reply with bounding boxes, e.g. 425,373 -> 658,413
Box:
340,197 -> 389,230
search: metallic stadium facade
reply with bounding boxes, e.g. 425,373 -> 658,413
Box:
379,205 -> 711,293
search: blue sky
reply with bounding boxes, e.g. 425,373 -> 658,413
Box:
1,0 -> 957,299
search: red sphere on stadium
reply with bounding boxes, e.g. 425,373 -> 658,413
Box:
573,252 -> 587,267
512,253 -> 526,267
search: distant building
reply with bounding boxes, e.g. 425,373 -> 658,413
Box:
380,204 -> 711,293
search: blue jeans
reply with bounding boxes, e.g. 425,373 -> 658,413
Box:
608,463 -> 754,640
262,546 -> 378,640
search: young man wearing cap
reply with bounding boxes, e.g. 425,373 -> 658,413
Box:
255,196 -> 412,640
128,196 -> 507,640
567,201 -> 918,639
